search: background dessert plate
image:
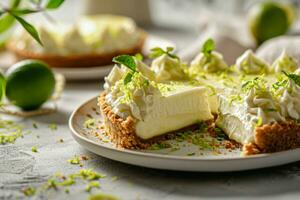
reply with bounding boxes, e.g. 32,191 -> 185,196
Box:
69,96 -> 300,172
0,34 -> 175,80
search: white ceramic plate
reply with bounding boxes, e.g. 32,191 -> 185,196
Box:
69,97 -> 300,172
0,34 -> 175,80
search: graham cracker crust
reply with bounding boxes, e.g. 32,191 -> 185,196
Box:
98,91 -> 300,154
7,30 -> 146,68
98,92 -> 213,149
243,121 -> 300,155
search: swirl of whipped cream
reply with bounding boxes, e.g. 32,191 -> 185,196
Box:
189,51 -> 228,73
235,50 -> 269,74
108,74 -> 160,120
105,66 -> 160,120
151,54 -> 187,83
271,50 -> 298,73
278,70 -> 300,119
62,26 -> 92,54
245,88 -> 285,124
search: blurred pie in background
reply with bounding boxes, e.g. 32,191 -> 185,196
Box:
7,15 -> 146,68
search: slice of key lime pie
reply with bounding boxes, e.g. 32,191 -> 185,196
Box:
99,39 -> 300,154
99,52 -> 215,149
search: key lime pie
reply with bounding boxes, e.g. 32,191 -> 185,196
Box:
99,39 -> 300,155
7,15 -> 146,68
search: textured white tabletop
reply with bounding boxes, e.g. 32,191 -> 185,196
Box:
1,27 -> 300,200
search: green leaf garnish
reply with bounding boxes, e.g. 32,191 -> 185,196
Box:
149,46 -> 179,60
123,73 -> 133,85
282,71 -> 300,87
46,0 -> 65,9
202,38 -> 215,57
10,9 -> 40,15
11,0 -> 21,9
12,14 -> 43,45
112,55 -> 136,72
0,14 -> 15,34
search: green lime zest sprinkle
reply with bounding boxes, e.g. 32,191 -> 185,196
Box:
0,119 -> 23,145
229,94 -> 242,105
198,122 -> 208,133
264,108 -> 277,112
32,122 -> 38,129
22,187 -> 36,196
187,152 -> 195,156
60,177 -> 75,186
84,118 -> 96,129
89,193 -> 119,200
149,46 -> 179,60
255,117 -> 263,127
65,188 -> 70,193
71,169 -> 106,181
48,123 -> 57,131
31,146 -> 38,153
67,156 -> 81,165
85,181 -> 100,192
46,179 -> 58,190
214,127 -> 228,141
241,76 -> 267,94
149,142 -> 171,150
282,70 -> 300,87
135,53 -> 143,61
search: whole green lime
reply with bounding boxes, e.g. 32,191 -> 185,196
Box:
248,2 -> 291,45
6,60 -> 55,110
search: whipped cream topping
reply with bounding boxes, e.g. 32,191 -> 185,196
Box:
151,54 -> 187,83
245,88 -> 285,124
62,26 -> 92,54
235,50 -> 269,74
271,50 -> 298,73
189,51 -> 228,74
12,15 -> 141,55
277,69 -> 300,120
104,64 -> 160,121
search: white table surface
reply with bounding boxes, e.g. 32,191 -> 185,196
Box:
1,27 -> 300,200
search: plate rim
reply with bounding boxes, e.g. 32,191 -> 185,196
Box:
69,96 -> 300,162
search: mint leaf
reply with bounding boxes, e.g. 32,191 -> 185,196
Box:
112,55 -> 136,72
0,14 -> 15,34
11,9 -> 39,15
202,38 -> 215,56
123,73 -> 133,85
46,0 -> 65,9
11,0 -> 21,8
149,47 -> 164,58
283,71 -> 300,87
149,47 -> 179,60
12,15 -> 43,45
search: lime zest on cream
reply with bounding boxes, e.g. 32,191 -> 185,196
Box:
282,71 -> 300,87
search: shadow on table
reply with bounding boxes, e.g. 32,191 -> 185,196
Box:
83,148 -> 300,198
